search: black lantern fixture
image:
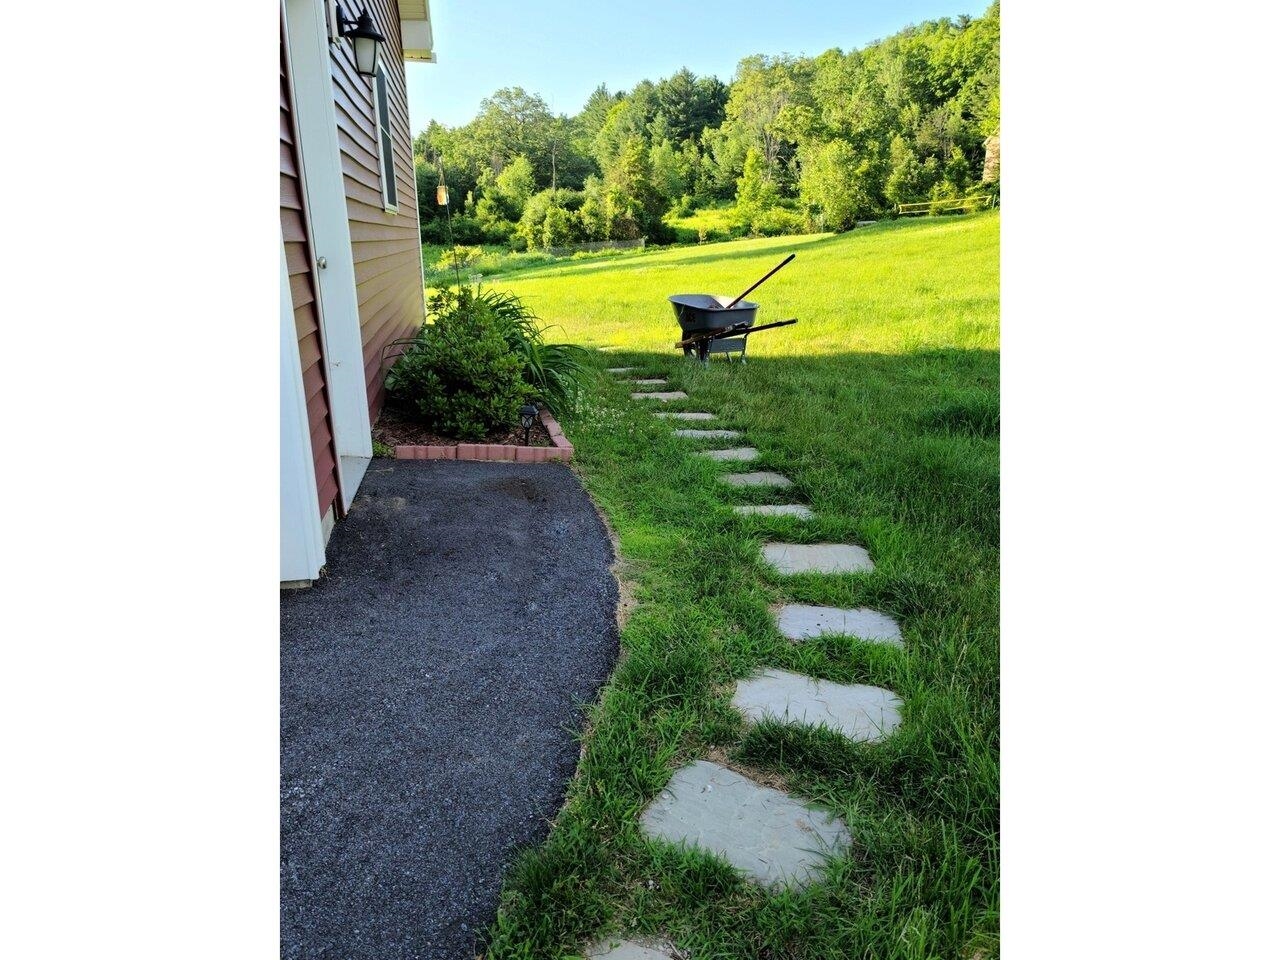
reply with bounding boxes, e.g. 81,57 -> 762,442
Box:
336,5 -> 387,78
520,405 -> 538,445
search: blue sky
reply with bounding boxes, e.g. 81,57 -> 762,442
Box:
406,0 -> 992,133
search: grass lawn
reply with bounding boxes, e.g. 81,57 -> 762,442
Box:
422,240 -> 656,288
483,212 -> 999,959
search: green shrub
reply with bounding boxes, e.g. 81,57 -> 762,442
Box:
515,189 -> 586,251
421,215 -> 489,245
385,285 -> 590,435
433,245 -> 485,273
384,289 -> 532,440
421,217 -> 447,244
750,206 -> 808,237
477,289 -> 590,415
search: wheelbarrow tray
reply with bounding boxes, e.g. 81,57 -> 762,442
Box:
669,294 -> 759,332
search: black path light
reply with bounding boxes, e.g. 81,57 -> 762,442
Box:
336,5 -> 387,78
520,405 -> 539,445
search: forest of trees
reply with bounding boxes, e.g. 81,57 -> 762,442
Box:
413,3 -> 999,249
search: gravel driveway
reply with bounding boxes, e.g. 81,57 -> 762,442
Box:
281,460 -> 618,959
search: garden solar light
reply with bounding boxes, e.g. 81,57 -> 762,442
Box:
336,5 -> 386,78
520,405 -> 538,445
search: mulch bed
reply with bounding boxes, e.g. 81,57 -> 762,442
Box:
373,405 -> 554,448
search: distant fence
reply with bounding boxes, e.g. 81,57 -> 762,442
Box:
545,237 -> 646,257
898,196 -> 995,216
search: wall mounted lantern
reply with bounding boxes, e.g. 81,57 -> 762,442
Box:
336,5 -> 387,78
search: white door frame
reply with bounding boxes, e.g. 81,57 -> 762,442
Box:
280,236 -> 326,583
283,0 -> 372,510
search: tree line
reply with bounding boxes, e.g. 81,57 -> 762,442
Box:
413,3 -> 999,249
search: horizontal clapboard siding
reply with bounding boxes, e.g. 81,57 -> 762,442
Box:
282,43 -> 340,520
331,0 -> 424,420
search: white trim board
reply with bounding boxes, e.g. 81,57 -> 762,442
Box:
280,237 -> 326,583
284,0 -> 373,513
340,455 -> 371,500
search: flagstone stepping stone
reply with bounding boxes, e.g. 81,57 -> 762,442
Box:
586,938 -> 676,959
761,542 -> 873,575
776,603 -> 902,646
605,367 -> 635,374
697,447 -> 759,462
673,428 -> 742,439
732,669 -> 903,743
632,391 -> 688,401
733,504 -> 814,519
631,378 -> 668,386
639,760 -> 850,889
722,471 -> 793,488
654,411 -> 716,420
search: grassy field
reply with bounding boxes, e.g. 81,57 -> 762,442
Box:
484,213 -> 999,959
422,241 -> 654,288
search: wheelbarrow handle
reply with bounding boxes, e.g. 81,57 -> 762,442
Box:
736,317 -> 798,337
674,318 -> 797,349
724,253 -> 795,309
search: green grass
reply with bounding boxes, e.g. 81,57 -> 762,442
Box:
664,202 -> 742,243
423,239 -> 662,289
482,212 -> 999,959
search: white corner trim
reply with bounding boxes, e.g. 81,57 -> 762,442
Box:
280,237 -> 326,583
340,455 -> 372,502
285,0 -> 374,511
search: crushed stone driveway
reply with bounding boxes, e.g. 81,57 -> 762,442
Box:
281,459 -> 618,959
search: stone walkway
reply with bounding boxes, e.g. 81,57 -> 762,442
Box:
734,504 -> 814,519
586,938 -> 676,959
654,411 -> 716,420
761,542 -> 874,575
674,428 -> 742,439
610,361 -> 907,950
697,446 -> 759,462
776,603 -> 902,645
722,470 -> 792,488
639,760 -> 851,889
732,669 -> 903,743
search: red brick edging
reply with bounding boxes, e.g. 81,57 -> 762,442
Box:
394,409 -> 573,462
